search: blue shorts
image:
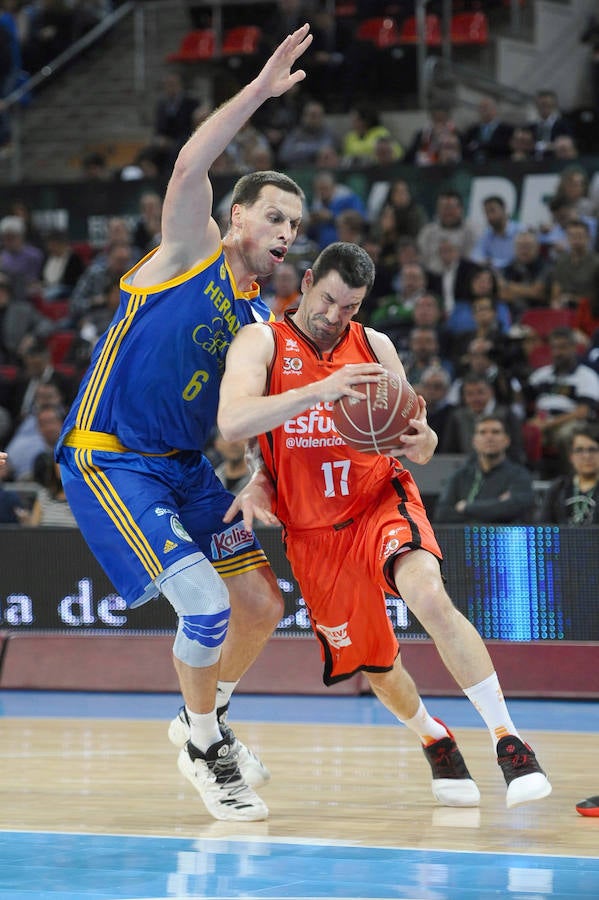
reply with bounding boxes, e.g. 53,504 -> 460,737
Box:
57,447 -> 268,607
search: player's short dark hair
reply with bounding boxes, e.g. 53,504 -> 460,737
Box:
311,242 -> 375,294
230,170 -> 305,209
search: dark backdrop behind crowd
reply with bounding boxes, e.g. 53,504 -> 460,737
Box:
6,156 -> 599,248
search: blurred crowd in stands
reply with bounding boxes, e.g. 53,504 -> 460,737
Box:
1,1 -> 599,527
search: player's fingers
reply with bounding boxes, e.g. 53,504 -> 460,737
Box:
223,498 -> 241,523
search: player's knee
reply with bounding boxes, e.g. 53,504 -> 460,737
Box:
229,567 -> 283,629
155,552 -> 231,667
174,608 -> 231,666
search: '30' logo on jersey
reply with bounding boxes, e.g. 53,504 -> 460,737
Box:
283,356 -> 303,374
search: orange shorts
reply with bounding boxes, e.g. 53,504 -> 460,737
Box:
285,468 -> 442,685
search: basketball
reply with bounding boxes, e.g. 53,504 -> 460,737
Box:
333,368 -> 418,454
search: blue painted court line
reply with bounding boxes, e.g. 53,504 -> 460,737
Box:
1,832 -> 598,900
0,690 -> 598,731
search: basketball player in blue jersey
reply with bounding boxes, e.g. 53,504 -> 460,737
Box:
55,24 -> 313,822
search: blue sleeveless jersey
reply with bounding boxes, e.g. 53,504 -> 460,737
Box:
58,245 -> 271,454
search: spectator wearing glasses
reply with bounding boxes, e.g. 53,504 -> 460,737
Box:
538,425 -> 599,524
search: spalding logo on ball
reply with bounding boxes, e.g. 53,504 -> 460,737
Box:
333,368 -> 418,454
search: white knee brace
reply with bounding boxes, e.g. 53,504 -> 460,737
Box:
154,552 -> 230,668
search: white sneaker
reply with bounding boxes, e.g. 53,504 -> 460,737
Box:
496,736 -> 552,808
177,738 -> 269,822
168,705 -> 271,788
423,722 -> 481,808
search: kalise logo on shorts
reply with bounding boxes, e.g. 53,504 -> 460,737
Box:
210,523 -> 254,560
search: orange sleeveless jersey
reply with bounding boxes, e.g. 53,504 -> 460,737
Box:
258,317 -> 401,530
258,316 -> 443,683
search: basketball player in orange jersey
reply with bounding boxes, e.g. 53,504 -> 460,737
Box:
217,242 -> 552,809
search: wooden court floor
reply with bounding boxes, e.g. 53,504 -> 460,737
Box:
1,696 -> 598,899
0,717 -> 597,855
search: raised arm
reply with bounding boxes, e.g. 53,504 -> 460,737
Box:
134,24 -> 313,285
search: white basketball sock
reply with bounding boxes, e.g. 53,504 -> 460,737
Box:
186,706 -> 222,753
216,680 -> 239,710
463,672 -> 521,747
399,699 -> 450,745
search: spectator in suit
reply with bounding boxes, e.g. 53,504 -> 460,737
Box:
36,229 -> 85,301
442,372 -> 525,463
434,414 -> 535,523
426,237 -> 479,318
462,96 -> 514,163
529,89 -> 574,159
538,424 -> 599,524
9,338 -> 76,422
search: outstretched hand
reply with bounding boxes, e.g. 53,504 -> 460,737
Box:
223,469 -> 281,533
258,24 -> 313,99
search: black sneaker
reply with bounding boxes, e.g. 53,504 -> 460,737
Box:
177,737 -> 268,821
496,735 -> 552,808
168,704 -> 271,787
422,718 -> 480,807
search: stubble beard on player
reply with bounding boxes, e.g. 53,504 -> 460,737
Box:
307,314 -> 343,350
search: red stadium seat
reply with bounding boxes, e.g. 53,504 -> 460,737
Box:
399,14 -> 442,46
221,26 -> 262,56
166,29 -> 216,63
520,308 -> 576,338
34,299 -> 70,322
450,12 -> 489,46
47,330 -> 76,365
356,17 -> 403,48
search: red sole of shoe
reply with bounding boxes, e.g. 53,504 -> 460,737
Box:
575,796 -> 599,817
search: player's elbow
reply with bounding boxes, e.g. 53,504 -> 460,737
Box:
217,408 -> 246,443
